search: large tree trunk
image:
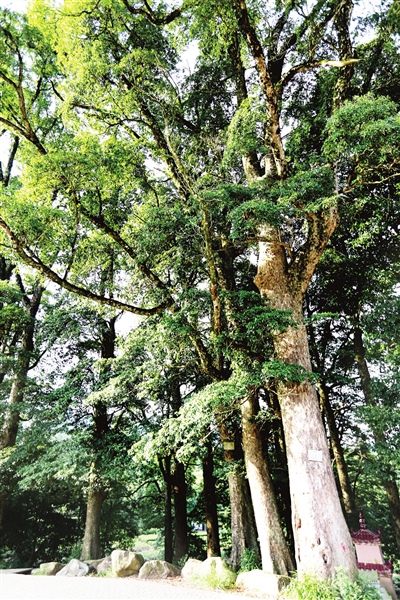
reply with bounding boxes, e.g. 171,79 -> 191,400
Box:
318,382 -> 357,519
202,440 -> 220,557
80,472 -> 107,561
354,323 -> 400,554
255,228 -> 357,578
241,391 -> 294,574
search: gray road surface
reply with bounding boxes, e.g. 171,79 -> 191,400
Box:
0,574 -> 256,600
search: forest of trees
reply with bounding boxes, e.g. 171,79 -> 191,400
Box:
0,0 -> 399,586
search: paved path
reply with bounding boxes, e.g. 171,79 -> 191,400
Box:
0,574 -> 255,600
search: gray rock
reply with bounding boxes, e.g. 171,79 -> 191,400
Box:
138,560 -> 180,579
39,562 -> 64,576
196,557 -> 236,587
56,559 -> 95,577
111,549 -> 144,578
85,558 -> 107,570
181,558 -> 202,579
96,556 -> 112,575
236,570 -> 290,597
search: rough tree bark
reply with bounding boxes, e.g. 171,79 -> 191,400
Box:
218,422 -> 260,570
232,0 -> 358,577
80,466 -> 107,561
241,390 -> 294,574
307,315 -> 357,519
164,455 -> 173,564
254,226 -> 357,578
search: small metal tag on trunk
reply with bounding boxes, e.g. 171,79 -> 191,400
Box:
308,449 -> 323,462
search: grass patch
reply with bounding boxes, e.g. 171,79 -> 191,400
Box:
189,572 -> 236,591
282,569 -> 383,600
131,530 -> 164,560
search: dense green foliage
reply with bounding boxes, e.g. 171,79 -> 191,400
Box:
0,0 -> 399,589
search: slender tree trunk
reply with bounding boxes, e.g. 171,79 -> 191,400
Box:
318,382 -> 357,518
218,422 -> 260,570
255,230 -> 357,578
354,323 -> 400,554
173,458 -> 188,563
164,456 -> 173,563
202,441 -> 220,557
0,494 -> 6,528
241,390 -> 294,574
80,316 -> 116,560
267,390 -> 295,556
0,280 -> 43,528
227,468 -> 261,571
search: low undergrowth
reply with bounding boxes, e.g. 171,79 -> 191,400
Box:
283,568 -> 383,600
189,572 -> 236,590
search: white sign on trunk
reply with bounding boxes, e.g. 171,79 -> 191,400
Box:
308,449 -> 323,462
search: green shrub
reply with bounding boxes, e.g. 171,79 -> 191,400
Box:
239,548 -> 261,573
283,568 -> 382,600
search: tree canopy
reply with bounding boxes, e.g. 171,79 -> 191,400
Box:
0,0 -> 400,587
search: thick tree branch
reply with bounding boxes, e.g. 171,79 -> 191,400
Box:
231,0 -> 287,179
289,206 -> 339,298
3,135 -> 19,187
333,0 -> 355,110
121,0 -> 183,25
0,216 -> 172,316
79,204 -> 175,303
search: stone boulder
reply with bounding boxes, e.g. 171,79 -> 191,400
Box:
236,570 -> 290,597
138,560 -> 180,580
181,558 -> 202,579
85,558 -> 106,570
198,557 -> 236,586
34,562 -> 64,576
56,559 -> 95,577
111,549 -> 144,577
96,556 -> 112,575
182,557 -> 236,588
